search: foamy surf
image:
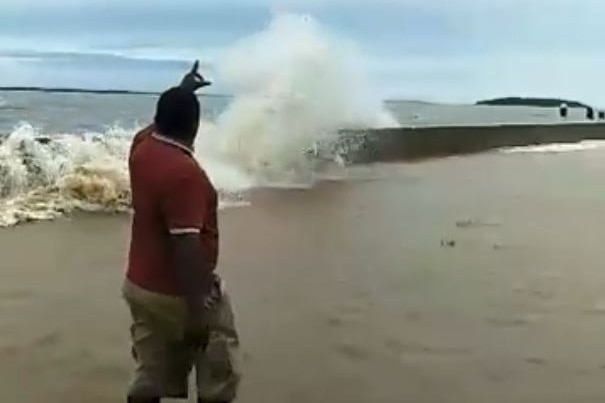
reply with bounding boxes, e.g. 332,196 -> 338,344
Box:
500,141 -> 605,154
0,123 -> 131,226
0,13 -> 396,227
0,123 -> 254,226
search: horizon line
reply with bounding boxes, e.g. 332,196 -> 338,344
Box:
0,86 -> 231,98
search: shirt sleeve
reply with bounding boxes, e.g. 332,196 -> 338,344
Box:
160,165 -> 208,235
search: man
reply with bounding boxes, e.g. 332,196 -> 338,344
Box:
123,62 -> 240,403
586,106 -> 595,121
559,102 -> 568,119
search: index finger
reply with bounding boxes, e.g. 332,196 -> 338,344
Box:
191,60 -> 200,74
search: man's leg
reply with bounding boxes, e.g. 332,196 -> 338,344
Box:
124,283 -> 192,401
196,287 -> 240,403
126,336 -> 190,401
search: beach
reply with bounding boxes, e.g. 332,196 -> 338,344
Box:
2,148 -> 605,402
3,3 -> 605,402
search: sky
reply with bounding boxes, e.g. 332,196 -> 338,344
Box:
1,0 -> 605,104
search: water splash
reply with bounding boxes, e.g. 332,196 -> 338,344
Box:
200,13 -> 396,184
0,14 -> 396,226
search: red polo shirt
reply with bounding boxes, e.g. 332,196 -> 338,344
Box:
126,126 -> 218,296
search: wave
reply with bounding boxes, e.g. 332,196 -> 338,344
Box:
0,13 -> 396,227
0,124 -> 130,226
0,122 -> 259,226
0,120 -> 362,227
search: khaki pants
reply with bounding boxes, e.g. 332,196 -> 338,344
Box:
122,278 -> 240,401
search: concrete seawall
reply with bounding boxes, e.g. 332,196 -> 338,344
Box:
342,122 -> 605,163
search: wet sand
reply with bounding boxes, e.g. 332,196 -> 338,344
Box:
2,150 -> 605,402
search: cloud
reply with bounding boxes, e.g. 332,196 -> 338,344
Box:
2,0 -> 605,103
4,0 -> 605,51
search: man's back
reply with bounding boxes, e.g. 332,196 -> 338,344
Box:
127,128 -> 218,296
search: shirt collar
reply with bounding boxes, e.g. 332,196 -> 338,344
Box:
151,133 -> 194,155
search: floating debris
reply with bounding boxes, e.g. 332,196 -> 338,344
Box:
455,218 -> 500,229
440,239 -> 456,248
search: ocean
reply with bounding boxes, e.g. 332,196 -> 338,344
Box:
0,90 -> 591,136
0,88 -> 599,227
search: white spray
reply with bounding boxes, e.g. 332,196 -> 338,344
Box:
198,13 -> 397,185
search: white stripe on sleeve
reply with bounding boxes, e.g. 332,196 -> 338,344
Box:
169,228 -> 201,235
